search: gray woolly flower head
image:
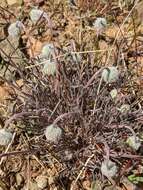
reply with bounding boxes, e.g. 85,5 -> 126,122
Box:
41,43 -> 55,59
42,60 -> 57,76
93,17 -> 107,33
8,21 -> 24,37
44,124 -> 63,143
101,159 -> 118,178
0,129 -> 13,146
30,8 -> 48,24
102,66 -> 119,83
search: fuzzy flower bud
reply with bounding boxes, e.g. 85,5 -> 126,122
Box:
44,124 -> 63,143
0,129 -> 13,146
41,43 -> 55,59
102,66 -> 119,83
8,21 -> 24,37
126,136 -> 141,150
101,159 -> 118,178
93,17 -> 107,34
42,60 -> 57,76
29,8 -> 48,24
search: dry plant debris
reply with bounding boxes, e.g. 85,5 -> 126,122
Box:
0,0 -> 143,189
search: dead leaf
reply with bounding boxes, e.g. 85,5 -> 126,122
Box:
26,37 -> 43,58
0,84 -> 12,103
6,0 -> 22,6
82,180 -> 91,190
105,26 -> 119,39
136,1 -> 143,24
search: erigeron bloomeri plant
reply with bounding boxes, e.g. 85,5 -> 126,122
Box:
44,124 -> 63,143
101,159 -> 118,178
0,129 -> 13,146
29,8 -> 48,24
101,66 -> 119,83
8,21 -> 24,37
93,17 -> 107,34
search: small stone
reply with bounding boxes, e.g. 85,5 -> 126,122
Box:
16,173 -> 23,186
36,175 -> 48,189
44,124 -> 63,143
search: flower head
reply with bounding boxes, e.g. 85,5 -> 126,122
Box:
44,124 -> 63,143
102,66 -> 119,83
8,21 -> 24,37
30,8 -> 48,24
41,43 -> 55,59
118,104 -> 130,114
93,17 -> 107,34
0,129 -> 13,146
42,60 -> 57,76
101,159 -> 118,178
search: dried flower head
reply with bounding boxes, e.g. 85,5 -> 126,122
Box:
93,17 -> 107,34
102,66 -> 119,83
101,159 -> 118,178
8,21 -> 24,37
110,89 -> 118,99
41,43 -> 55,59
42,60 -> 57,76
44,124 -> 63,143
118,104 -> 130,114
29,8 -> 48,24
0,129 -> 13,146
126,136 -> 141,150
